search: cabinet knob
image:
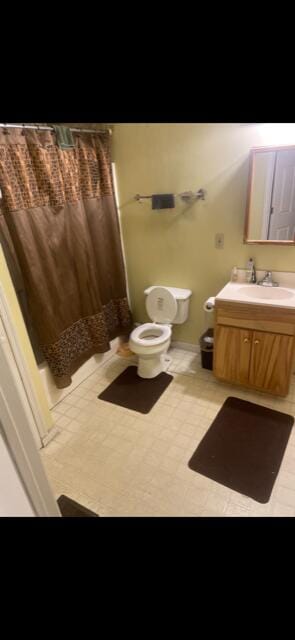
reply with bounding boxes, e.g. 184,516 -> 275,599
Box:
254,339 -> 260,345
243,338 -> 250,343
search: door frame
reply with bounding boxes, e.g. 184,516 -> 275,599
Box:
0,314 -> 60,516
244,144 -> 295,244
268,149 -> 295,241
261,152 -> 276,240
0,282 -> 58,448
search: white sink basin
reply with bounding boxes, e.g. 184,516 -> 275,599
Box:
237,286 -> 295,300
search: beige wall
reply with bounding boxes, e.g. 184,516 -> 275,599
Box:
0,246 -> 53,433
113,124 -> 295,344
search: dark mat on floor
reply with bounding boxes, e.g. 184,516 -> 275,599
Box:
98,365 -> 173,414
57,495 -> 98,517
188,396 -> 294,503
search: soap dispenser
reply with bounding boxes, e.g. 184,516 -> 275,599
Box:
231,266 -> 238,282
246,258 -> 256,283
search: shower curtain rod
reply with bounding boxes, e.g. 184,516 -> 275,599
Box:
0,124 -> 112,135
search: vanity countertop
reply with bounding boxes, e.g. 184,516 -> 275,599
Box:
215,281 -> 295,310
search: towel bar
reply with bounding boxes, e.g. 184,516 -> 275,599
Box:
135,189 -> 206,203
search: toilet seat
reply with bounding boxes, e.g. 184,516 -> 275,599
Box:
130,322 -> 171,347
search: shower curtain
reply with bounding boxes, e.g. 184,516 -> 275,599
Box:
0,127 -> 132,388
0,208 -> 45,364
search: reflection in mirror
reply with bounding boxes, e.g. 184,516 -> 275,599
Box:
245,146 -> 295,243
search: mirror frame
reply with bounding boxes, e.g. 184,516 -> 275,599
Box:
244,144 -> 295,245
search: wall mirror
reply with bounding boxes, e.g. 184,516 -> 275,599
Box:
244,145 -> 295,244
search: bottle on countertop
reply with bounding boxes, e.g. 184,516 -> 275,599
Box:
246,258 -> 256,283
231,266 -> 238,282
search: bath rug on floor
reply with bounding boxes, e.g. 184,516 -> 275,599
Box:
98,365 -> 173,413
57,495 -> 98,517
188,396 -> 293,503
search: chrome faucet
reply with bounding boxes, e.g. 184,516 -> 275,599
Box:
257,271 -> 279,287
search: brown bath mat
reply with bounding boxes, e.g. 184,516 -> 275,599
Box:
188,397 -> 293,503
57,495 -> 98,517
98,365 -> 173,413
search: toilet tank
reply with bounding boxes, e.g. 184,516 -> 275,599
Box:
144,286 -> 192,324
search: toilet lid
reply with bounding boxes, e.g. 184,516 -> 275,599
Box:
145,286 -> 177,323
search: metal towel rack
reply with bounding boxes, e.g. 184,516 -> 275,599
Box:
135,189 -> 206,203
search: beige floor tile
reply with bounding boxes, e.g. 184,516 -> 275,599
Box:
41,349 -> 295,518
174,463 -> 195,483
142,449 -> 164,468
274,485 -> 295,508
159,427 -> 178,442
137,434 -> 155,449
188,472 -> 214,491
63,419 -> 84,434
225,503 -> 250,517
49,477 -> 77,500
160,456 -> 181,474
55,414 -> 73,428
276,469 -> 295,490
102,434 -> 123,450
178,500 -> 204,516
53,430 -> 72,445
149,469 -> 175,490
209,482 -> 233,499
204,493 -> 230,515
173,433 -> 193,449
42,439 -> 63,456
114,440 -> 134,455
151,438 -> 172,455
249,500 -> 274,517
271,501 -> 295,517
185,485 -> 209,508
228,492 -> 254,510
166,444 -> 188,461
175,422 -> 194,437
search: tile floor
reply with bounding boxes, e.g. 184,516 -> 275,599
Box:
41,347 -> 295,517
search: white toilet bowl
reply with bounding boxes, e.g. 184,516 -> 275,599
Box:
129,286 -> 192,379
129,323 -> 172,378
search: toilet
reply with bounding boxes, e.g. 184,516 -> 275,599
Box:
129,286 -> 192,378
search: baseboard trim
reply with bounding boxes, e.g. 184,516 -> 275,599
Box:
171,341 -> 199,353
41,425 -> 60,447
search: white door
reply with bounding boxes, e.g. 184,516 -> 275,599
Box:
0,316 -> 60,517
0,427 -> 35,516
268,150 -> 295,240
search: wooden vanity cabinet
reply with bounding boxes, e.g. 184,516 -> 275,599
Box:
213,301 -> 295,396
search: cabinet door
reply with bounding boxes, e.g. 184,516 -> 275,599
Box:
249,330 -> 294,396
214,325 -> 252,385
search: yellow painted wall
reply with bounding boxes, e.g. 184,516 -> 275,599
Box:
0,245 -> 53,432
113,123 -> 295,344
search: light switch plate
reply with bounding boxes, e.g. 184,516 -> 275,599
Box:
215,233 -> 224,249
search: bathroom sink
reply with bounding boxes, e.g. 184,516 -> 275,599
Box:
237,286 -> 295,300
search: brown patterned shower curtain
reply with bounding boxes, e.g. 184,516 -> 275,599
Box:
0,127 -> 132,388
